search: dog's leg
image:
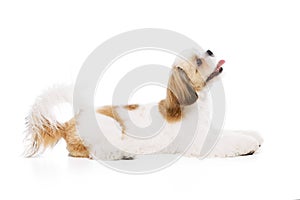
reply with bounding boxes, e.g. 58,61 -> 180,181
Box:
61,119 -> 90,158
63,133 -> 90,158
208,130 -> 262,158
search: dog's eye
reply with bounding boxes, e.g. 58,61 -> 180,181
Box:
206,50 -> 214,57
196,58 -> 202,66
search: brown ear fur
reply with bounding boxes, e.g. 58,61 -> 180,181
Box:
168,67 -> 198,106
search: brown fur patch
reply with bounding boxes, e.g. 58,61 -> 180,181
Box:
61,118 -> 90,158
25,117 -> 90,158
25,117 -> 64,157
158,67 -> 198,123
123,104 -> 139,110
96,106 -> 126,135
158,89 -> 183,123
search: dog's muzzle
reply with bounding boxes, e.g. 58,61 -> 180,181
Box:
206,60 -> 225,83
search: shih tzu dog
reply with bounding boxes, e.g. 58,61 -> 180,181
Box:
25,48 -> 263,160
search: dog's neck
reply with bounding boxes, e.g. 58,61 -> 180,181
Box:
158,89 -> 182,123
158,86 -> 211,123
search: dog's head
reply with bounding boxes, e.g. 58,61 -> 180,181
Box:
168,48 -> 225,106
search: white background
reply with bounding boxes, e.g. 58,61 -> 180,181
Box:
0,0 -> 299,199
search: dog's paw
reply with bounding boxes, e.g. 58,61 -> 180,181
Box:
90,150 -> 135,161
222,130 -> 263,147
209,133 -> 260,158
239,130 -> 264,147
121,155 -> 135,160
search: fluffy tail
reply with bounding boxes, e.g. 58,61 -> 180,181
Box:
24,85 -> 75,157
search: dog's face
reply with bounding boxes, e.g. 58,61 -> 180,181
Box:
168,48 -> 225,106
173,48 -> 225,91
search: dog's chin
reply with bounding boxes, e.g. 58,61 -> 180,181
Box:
194,81 -> 207,92
206,75 -> 221,85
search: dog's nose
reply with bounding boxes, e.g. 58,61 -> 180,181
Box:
206,50 -> 214,57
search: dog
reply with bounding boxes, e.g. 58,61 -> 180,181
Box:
24,48 -> 263,160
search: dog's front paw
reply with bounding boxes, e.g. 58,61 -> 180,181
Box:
239,130 -> 264,147
209,133 -> 260,158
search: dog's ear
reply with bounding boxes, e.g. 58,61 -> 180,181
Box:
168,67 -> 198,106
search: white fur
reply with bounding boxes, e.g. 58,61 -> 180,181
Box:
26,84 -> 73,133
24,84 -> 74,155
79,86 -> 262,160
93,100 -> 209,158
208,131 -> 261,157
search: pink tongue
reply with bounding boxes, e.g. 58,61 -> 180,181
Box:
217,60 -> 225,68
